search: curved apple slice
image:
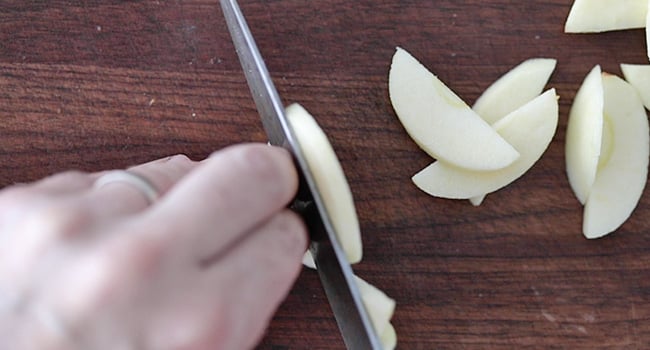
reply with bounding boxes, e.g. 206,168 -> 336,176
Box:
285,103 -> 362,264
355,276 -> 396,346
473,58 -> 557,125
583,74 -> 649,239
566,65 -> 604,204
380,323 -> 397,350
564,0 -> 647,33
470,58 -> 557,205
412,89 -> 558,199
389,47 -> 519,171
621,63 -> 650,109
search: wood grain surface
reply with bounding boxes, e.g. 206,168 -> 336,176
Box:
2,1 -> 650,349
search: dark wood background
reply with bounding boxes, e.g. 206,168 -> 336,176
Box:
2,1 -> 649,349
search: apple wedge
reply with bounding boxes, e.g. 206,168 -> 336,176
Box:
380,324 -> 397,350
470,58 -> 557,205
621,63 -> 650,109
565,0 -> 647,33
389,47 -> 519,171
473,58 -> 557,125
565,65 -> 604,205
412,89 -> 558,199
355,276 -> 397,350
285,103 -> 362,264
582,74 -> 649,239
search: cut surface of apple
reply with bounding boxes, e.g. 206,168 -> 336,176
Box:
621,63 -> 650,109
565,65 -> 604,205
564,0 -> 647,33
473,58 -> 557,125
389,47 -> 519,171
285,103 -> 362,264
412,89 -> 558,199
582,74 -> 649,239
469,58 -> 557,205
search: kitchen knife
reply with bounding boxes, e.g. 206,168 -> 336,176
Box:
219,0 -> 382,349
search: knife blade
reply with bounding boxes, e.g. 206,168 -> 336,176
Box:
219,1 -> 382,349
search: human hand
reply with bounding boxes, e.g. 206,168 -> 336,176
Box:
0,143 -> 307,350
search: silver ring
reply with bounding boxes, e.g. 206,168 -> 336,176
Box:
93,170 -> 160,204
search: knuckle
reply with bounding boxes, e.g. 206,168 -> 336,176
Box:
0,186 -> 36,209
0,186 -> 48,227
43,170 -> 91,185
57,248 -> 120,320
20,202 -> 89,239
120,229 -> 168,280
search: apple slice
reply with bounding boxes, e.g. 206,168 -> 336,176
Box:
285,103 -> 362,264
565,65 -> 604,205
412,89 -> 558,199
380,323 -> 397,350
389,47 -> 519,171
473,58 -> 557,125
470,58 -> 557,205
621,63 -> 650,109
355,275 -> 396,348
564,0 -> 647,33
582,74 -> 649,239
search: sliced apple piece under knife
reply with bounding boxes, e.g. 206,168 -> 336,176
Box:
412,89 -> 558,199
355,276 -> 397,350
285,103 -> 362,264
389,47 -> 519,171
582,74 -> 649,239
286,104 -> 397,349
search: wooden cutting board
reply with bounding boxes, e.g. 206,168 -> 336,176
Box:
1,1 -> 649,348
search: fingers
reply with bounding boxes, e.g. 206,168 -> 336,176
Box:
29,171 -> 95,195
87,154 -> 198,218
142,210 -> 307,349
148,144 -> 300,261
30,211 -> 307,350
0,144 -> 304,349
0,155 -> 199,290
201,211 -> 307,350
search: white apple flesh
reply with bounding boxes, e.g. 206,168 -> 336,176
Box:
470,58 -> 557,205
582,74 -> 649,239
621,63 -> 650,109
285,103 -> 362,264
473,58 -> 557,125
565,65 -> 604,205
565,0 -> 647,33
380,323 -> 397,350
412,89 -> 558,199
389,47 -> 519,171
